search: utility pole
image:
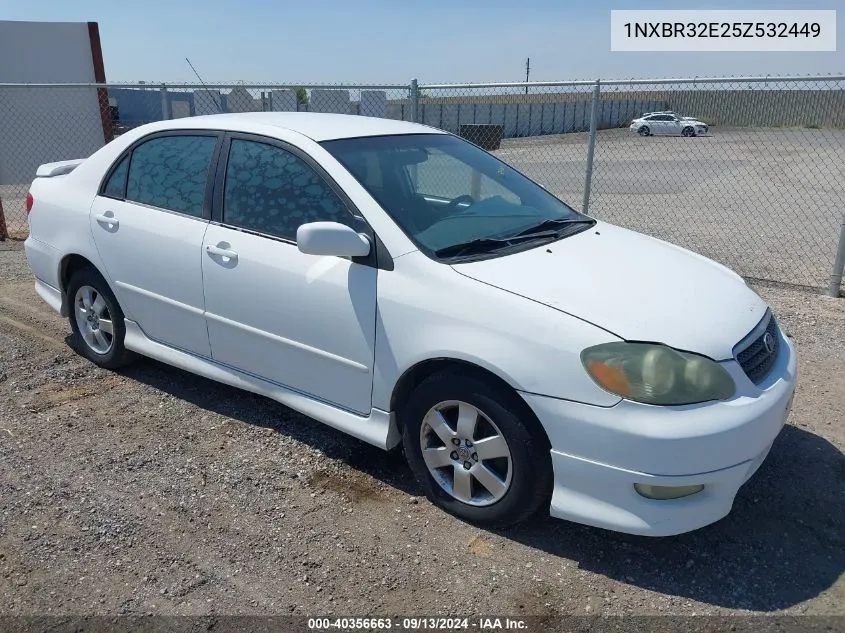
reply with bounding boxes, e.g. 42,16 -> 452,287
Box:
525,58 -> 530,94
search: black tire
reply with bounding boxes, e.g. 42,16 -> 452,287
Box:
682,126 -> 695,137
66,267 -> 136,370
401,370 -> 553,528
638,126 -> 650,137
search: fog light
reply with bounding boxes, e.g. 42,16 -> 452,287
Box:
634,483 -> 704,500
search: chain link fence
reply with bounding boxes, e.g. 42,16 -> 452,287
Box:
1,76 -> 844,295
588,77 -> 845,297
417,76 -> 845,295
0,81 -> 411,238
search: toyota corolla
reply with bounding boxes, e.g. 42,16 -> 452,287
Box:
24,113 -> 796,536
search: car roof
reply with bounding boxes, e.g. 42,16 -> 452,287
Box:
146,112 -> 445,142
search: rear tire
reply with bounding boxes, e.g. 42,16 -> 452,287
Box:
401,370 -> 553,528
66,267 -> 136,370
638,126 -> 650,137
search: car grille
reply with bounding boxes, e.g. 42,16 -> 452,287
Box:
699,125 -> 708,133
734,312 -> 780,384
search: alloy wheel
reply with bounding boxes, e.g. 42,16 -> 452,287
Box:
73,285 -> 114,354
419,400 -> 513,507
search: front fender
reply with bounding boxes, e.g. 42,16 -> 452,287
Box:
371,252 -> 622,411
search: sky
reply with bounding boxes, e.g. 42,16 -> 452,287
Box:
2,0 -> 843,84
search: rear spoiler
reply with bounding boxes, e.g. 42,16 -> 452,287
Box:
35,159 -> 86,178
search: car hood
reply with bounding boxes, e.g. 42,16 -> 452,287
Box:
450,221 -> 767,360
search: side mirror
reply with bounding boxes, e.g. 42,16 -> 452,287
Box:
297,221 -> 371,257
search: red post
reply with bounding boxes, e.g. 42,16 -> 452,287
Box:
87,22 -> 113,144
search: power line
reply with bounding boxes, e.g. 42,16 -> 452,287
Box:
185,57 -> 224,113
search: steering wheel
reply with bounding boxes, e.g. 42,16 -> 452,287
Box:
444,194 -> 476,212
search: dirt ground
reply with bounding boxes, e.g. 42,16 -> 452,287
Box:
0,240 -> 843,618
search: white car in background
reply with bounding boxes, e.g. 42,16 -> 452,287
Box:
630,111 -> 709,137
24,113 -> 794,536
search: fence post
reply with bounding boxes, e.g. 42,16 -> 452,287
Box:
582,79 -> 601,214
410,78 -> 420,123
827,213 -> 845,297
0,198 -> 8,241
160,84 -> 170,120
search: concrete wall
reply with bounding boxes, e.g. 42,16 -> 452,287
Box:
270,90 -> 297,112
405,88 -> 845,133
311,89 -> 351,114
194,89 -> 224,115
359,91 -> 387,117
0,21 -> 106,186
109,88 -> 166,127
412,98 -> 666,137
227,87 -> 259,113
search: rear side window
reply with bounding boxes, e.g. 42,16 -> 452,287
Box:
223,138 -> 355,241
125,135 -> 217,217
102,155 -> 129,199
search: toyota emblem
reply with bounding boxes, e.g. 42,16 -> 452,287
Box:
762,332 -> 776,355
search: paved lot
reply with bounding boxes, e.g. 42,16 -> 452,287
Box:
0,242 -> 843,617
496,127 -> 845,291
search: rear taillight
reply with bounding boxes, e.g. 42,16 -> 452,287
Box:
25,192 -> 33,214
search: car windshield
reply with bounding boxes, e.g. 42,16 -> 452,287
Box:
321,133 -> 591,261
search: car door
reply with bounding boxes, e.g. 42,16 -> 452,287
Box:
89,131 -> 221,357
647,115 -> 666,135
666,115 -> 683,136
201,134 -> 377,415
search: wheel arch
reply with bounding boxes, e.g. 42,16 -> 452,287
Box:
58,253 -> 105,316
389,357 -> 551,450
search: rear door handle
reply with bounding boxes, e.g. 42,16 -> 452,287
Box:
206,244 -> 238,261
95,213 -> 119,228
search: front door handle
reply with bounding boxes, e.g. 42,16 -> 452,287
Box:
95,212 -> 119,229
206,244 -> 238,262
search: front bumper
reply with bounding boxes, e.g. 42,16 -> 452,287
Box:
521,331 -> 797,536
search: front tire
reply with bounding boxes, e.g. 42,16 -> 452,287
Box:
682,126 -> 695,137
638,126 -> 650,137
67,267 -> 135,369
401,371 -> 552,528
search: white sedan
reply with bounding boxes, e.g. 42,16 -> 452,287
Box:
24,113 -> 795,536
630,112 -> 709,137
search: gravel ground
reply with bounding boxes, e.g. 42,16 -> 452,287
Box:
0,240 -> 843,618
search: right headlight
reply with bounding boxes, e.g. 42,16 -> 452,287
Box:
580,342 -> 735,406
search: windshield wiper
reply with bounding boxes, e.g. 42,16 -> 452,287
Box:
434,231 -> 560,259
513,217 -> 596,237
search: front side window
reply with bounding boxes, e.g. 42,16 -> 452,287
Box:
223,139 -> 355,241
323,134 -> 591,260
125,135 -> 217,217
